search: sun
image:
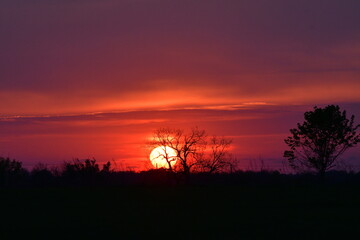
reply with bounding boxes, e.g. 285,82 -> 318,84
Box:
149,146 -> 177,169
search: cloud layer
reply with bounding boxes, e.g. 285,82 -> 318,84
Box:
1,0 -> 359,115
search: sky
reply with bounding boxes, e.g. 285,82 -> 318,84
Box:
0,0 -> 359,170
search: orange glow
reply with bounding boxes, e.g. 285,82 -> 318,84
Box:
149,146 -> 177,169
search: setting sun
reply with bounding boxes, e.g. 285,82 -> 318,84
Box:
149,146 -> 177,169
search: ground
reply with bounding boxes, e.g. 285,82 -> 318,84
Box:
1,185 -> 360,239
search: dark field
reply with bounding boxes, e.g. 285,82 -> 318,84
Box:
1,184 -> 360,239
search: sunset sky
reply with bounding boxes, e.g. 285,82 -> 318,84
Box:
1,0 -> 359,170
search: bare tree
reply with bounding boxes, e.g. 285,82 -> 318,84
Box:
227,156 -> 240,173
151,127 -> 234,174
151,127 -> 206,174
152,129 -> 182,172
195,136 -> 233,173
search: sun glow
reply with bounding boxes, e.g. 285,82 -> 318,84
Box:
149,146 -> 177,169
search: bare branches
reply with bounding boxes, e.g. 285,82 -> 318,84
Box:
150,127 -> 234,174
196,136 -> 233,173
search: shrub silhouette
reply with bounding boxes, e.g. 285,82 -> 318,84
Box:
62,158 -> 112,185
31,163 -> 54,186
63,159 -> 99,176
0,157 -> 28,186
284,105 -> 360,176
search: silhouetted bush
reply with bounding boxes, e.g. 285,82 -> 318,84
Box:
61,158 -> 113,185
0,157 -> 28,186
31,163 -> 54,186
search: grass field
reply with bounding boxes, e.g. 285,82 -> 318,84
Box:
1,184 -> 360,239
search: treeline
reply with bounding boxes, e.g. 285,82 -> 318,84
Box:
1,104 -> 359,187
2,157 -> 360,187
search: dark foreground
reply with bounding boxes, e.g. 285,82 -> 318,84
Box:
1,184 -> 360,239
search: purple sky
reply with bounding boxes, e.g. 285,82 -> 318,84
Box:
0,0 -> 359,170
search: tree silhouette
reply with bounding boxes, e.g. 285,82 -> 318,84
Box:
195,136 -> 233,173
151,127 -> 206,174
284,105 -> 360,175
151,127 -> 235,174
149,135 -> 179,172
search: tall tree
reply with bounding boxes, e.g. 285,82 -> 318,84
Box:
284,105 -> 360,175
